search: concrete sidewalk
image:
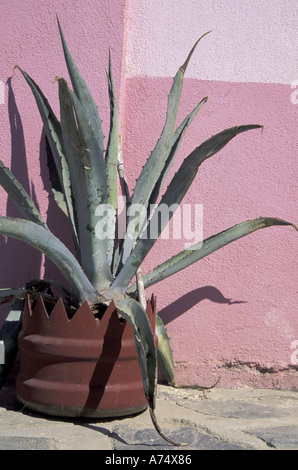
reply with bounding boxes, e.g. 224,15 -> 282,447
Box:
0,377 -> 298,450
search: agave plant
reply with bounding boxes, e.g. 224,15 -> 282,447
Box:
0,19 -> 296,444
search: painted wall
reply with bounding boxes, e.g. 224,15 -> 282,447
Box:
0,0 -> 297,388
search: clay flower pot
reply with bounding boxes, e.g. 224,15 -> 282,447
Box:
16,294 -> 157,418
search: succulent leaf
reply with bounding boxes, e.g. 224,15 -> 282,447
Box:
0,216 -> 100,306
128,217 -> 298,291
179,31 -> 212,74
112,125 -> 263,293
105,52 -> 119,267
119,33 -> 210,268
57,77 -> 112,291
57,16 -> 105,151
114,297 -> 157,409
14,67 -> 79,256
0,160 -> 47,229
0,288 -> 29,305
0,288 -> 58,306
113,297 -> 182,445
156,125 -> 262,212
147,96 -> 208,212
155,314 -> 175,384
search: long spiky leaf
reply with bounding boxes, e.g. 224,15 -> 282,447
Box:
14,66 -> 80,256
57,77 -> 112,291
119,33 -> 211,269
114,297 -> 157,409
128,218 -> 298,292
114,297 -> 184,446
105,52 -> 119,267
147,95 -> 208,213
112,125 -> 262,293
57,16 -> 105,151
0,160 -> 47,228
155,314 -> 175,384
0,216 -> 100,305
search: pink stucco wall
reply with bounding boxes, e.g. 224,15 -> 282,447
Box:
0,0 -> 297,388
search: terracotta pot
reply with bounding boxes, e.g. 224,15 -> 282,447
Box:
16,294 -> 157,418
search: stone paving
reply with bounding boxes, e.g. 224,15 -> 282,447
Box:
0,377 -> 298,450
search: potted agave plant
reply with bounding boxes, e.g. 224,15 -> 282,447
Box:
0,19 -> 296,445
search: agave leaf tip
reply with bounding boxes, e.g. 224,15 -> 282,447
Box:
53,76 -> 65,84
180,30 -> 212,74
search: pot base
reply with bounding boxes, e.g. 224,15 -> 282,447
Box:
16,393 -> 147,418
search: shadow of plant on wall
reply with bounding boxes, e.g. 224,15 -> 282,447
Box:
0,79 -> 42,315
158,286 -> 246,326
